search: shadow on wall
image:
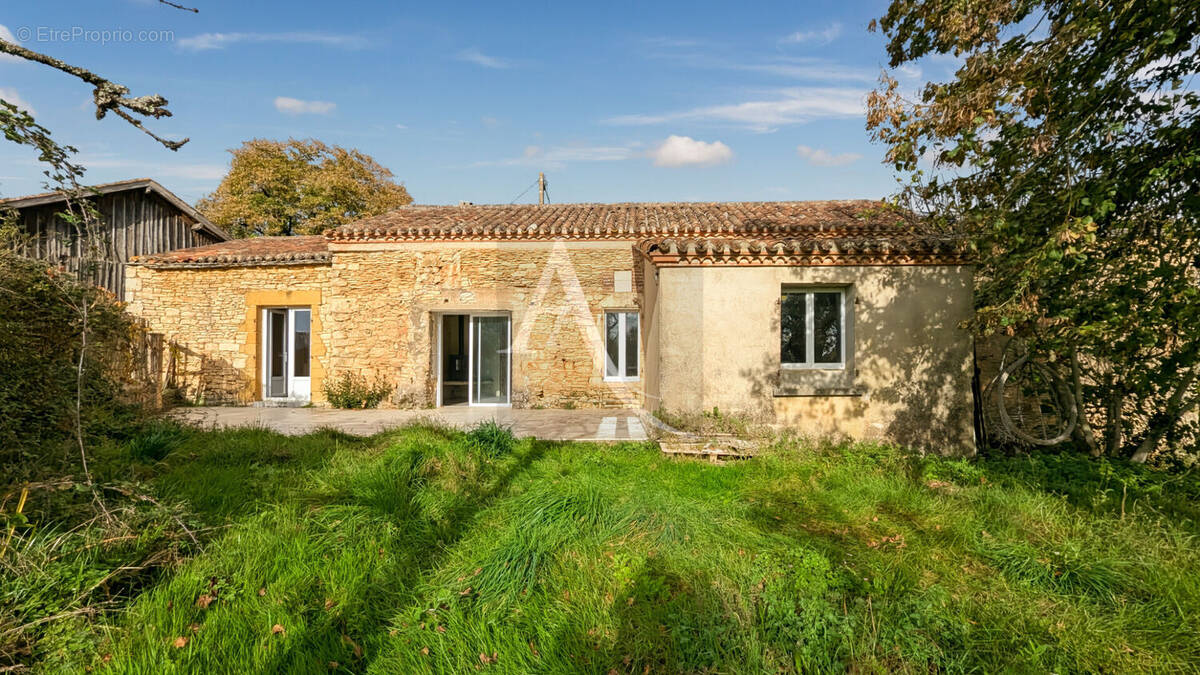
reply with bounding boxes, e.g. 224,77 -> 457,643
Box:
163,343 -> 253,405
737,265 -> 974,454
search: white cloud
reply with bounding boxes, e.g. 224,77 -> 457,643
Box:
474,143 -> 638,169
274,96 -> 336,115
73,153 -> 228,180
606,87 -> 866,132
781,22 -> 843,45
651,135 -> 733,167
796,145 -> 862,167
0,87 -> 35,115
177,32 -> 367,51
896,64 -> 923,80
741,59 -> 878,84
456,48 -> 511,69
0,24 -> 22,63
394,123 -> 408,130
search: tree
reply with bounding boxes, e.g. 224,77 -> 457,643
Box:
867,0 -> 1199,461
196,138 -> 413,237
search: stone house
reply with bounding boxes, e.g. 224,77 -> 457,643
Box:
126,201 -> 976,453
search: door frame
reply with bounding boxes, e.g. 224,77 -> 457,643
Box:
260,306 -> 312,402
435,311 -> 511,407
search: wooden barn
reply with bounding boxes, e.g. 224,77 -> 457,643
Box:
0,178 -> 230,298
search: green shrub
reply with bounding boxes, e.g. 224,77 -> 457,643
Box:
323,372 -> 392,409
125,420 -> 189,463
464,420 -> 516,457
0,251 -> 143,478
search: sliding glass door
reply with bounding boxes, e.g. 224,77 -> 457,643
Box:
468,314 -> 510,406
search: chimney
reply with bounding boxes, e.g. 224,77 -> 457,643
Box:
538,172 -> 547,205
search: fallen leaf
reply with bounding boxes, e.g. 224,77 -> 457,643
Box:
459,587 -> 472,596
271,624 -> 285,636
328,661 -> 339,669
189,623 -> 201,634
479,652 -> 493,664
196,594 -> 214,610
529,641 -> 540,657
172,636 -> 188,648
342,634 -> 363,659
421,647 -> 430,656
324,598 -> 336,610
258,587 -> 267,597
473,567 -> 482,576
436,625 -> 446,633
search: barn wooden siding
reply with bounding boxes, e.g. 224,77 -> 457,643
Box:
10,189 -> 221,298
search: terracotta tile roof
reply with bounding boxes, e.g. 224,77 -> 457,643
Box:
327,200 -> 923,242
131,235 -> 330,268
637,235 -> 968,267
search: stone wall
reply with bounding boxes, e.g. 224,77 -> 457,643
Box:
325,241 -> 643,408
125,240 -> 645,408
124,264 -> 330,404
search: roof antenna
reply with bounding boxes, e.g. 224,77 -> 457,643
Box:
538,172 -> 547,205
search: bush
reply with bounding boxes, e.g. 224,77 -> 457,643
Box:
464,420 -> 516,458
125,420 -> 189,463
0,252 -> 143,478
323,372 -> 392,409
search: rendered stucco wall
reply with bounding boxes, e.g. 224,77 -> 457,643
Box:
653,265 -> 976,454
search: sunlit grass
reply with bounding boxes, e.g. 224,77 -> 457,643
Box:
35,426 -> 1200,673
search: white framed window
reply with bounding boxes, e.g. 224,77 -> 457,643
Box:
604,311 -> 640,381
781,288 -> 846,369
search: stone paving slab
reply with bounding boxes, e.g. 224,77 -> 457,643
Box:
172,406 -> 650,442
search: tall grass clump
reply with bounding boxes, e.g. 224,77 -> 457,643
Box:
463,420 -> 516,458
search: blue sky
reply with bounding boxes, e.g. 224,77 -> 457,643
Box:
0,0 -> 951,205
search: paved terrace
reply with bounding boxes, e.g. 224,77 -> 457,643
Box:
173,406 -> 650,442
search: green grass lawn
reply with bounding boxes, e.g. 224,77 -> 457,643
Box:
7,422 -> 1200,673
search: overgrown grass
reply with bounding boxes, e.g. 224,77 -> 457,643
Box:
6,425 -> 1200,673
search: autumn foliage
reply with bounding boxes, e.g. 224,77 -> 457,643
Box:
197,138 -> 413,238
867,0 -> 1199,461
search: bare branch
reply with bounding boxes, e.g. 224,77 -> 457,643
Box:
159,0 -> 200,12
0,38 -> 188,151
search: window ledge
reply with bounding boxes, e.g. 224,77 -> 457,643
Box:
772,385 -> 866,398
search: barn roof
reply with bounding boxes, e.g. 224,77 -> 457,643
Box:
0,178 -> 230,242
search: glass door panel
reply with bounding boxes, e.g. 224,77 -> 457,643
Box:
289,309 -> 311,400
268,309 -> 288,398
471,315 -> 510,405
